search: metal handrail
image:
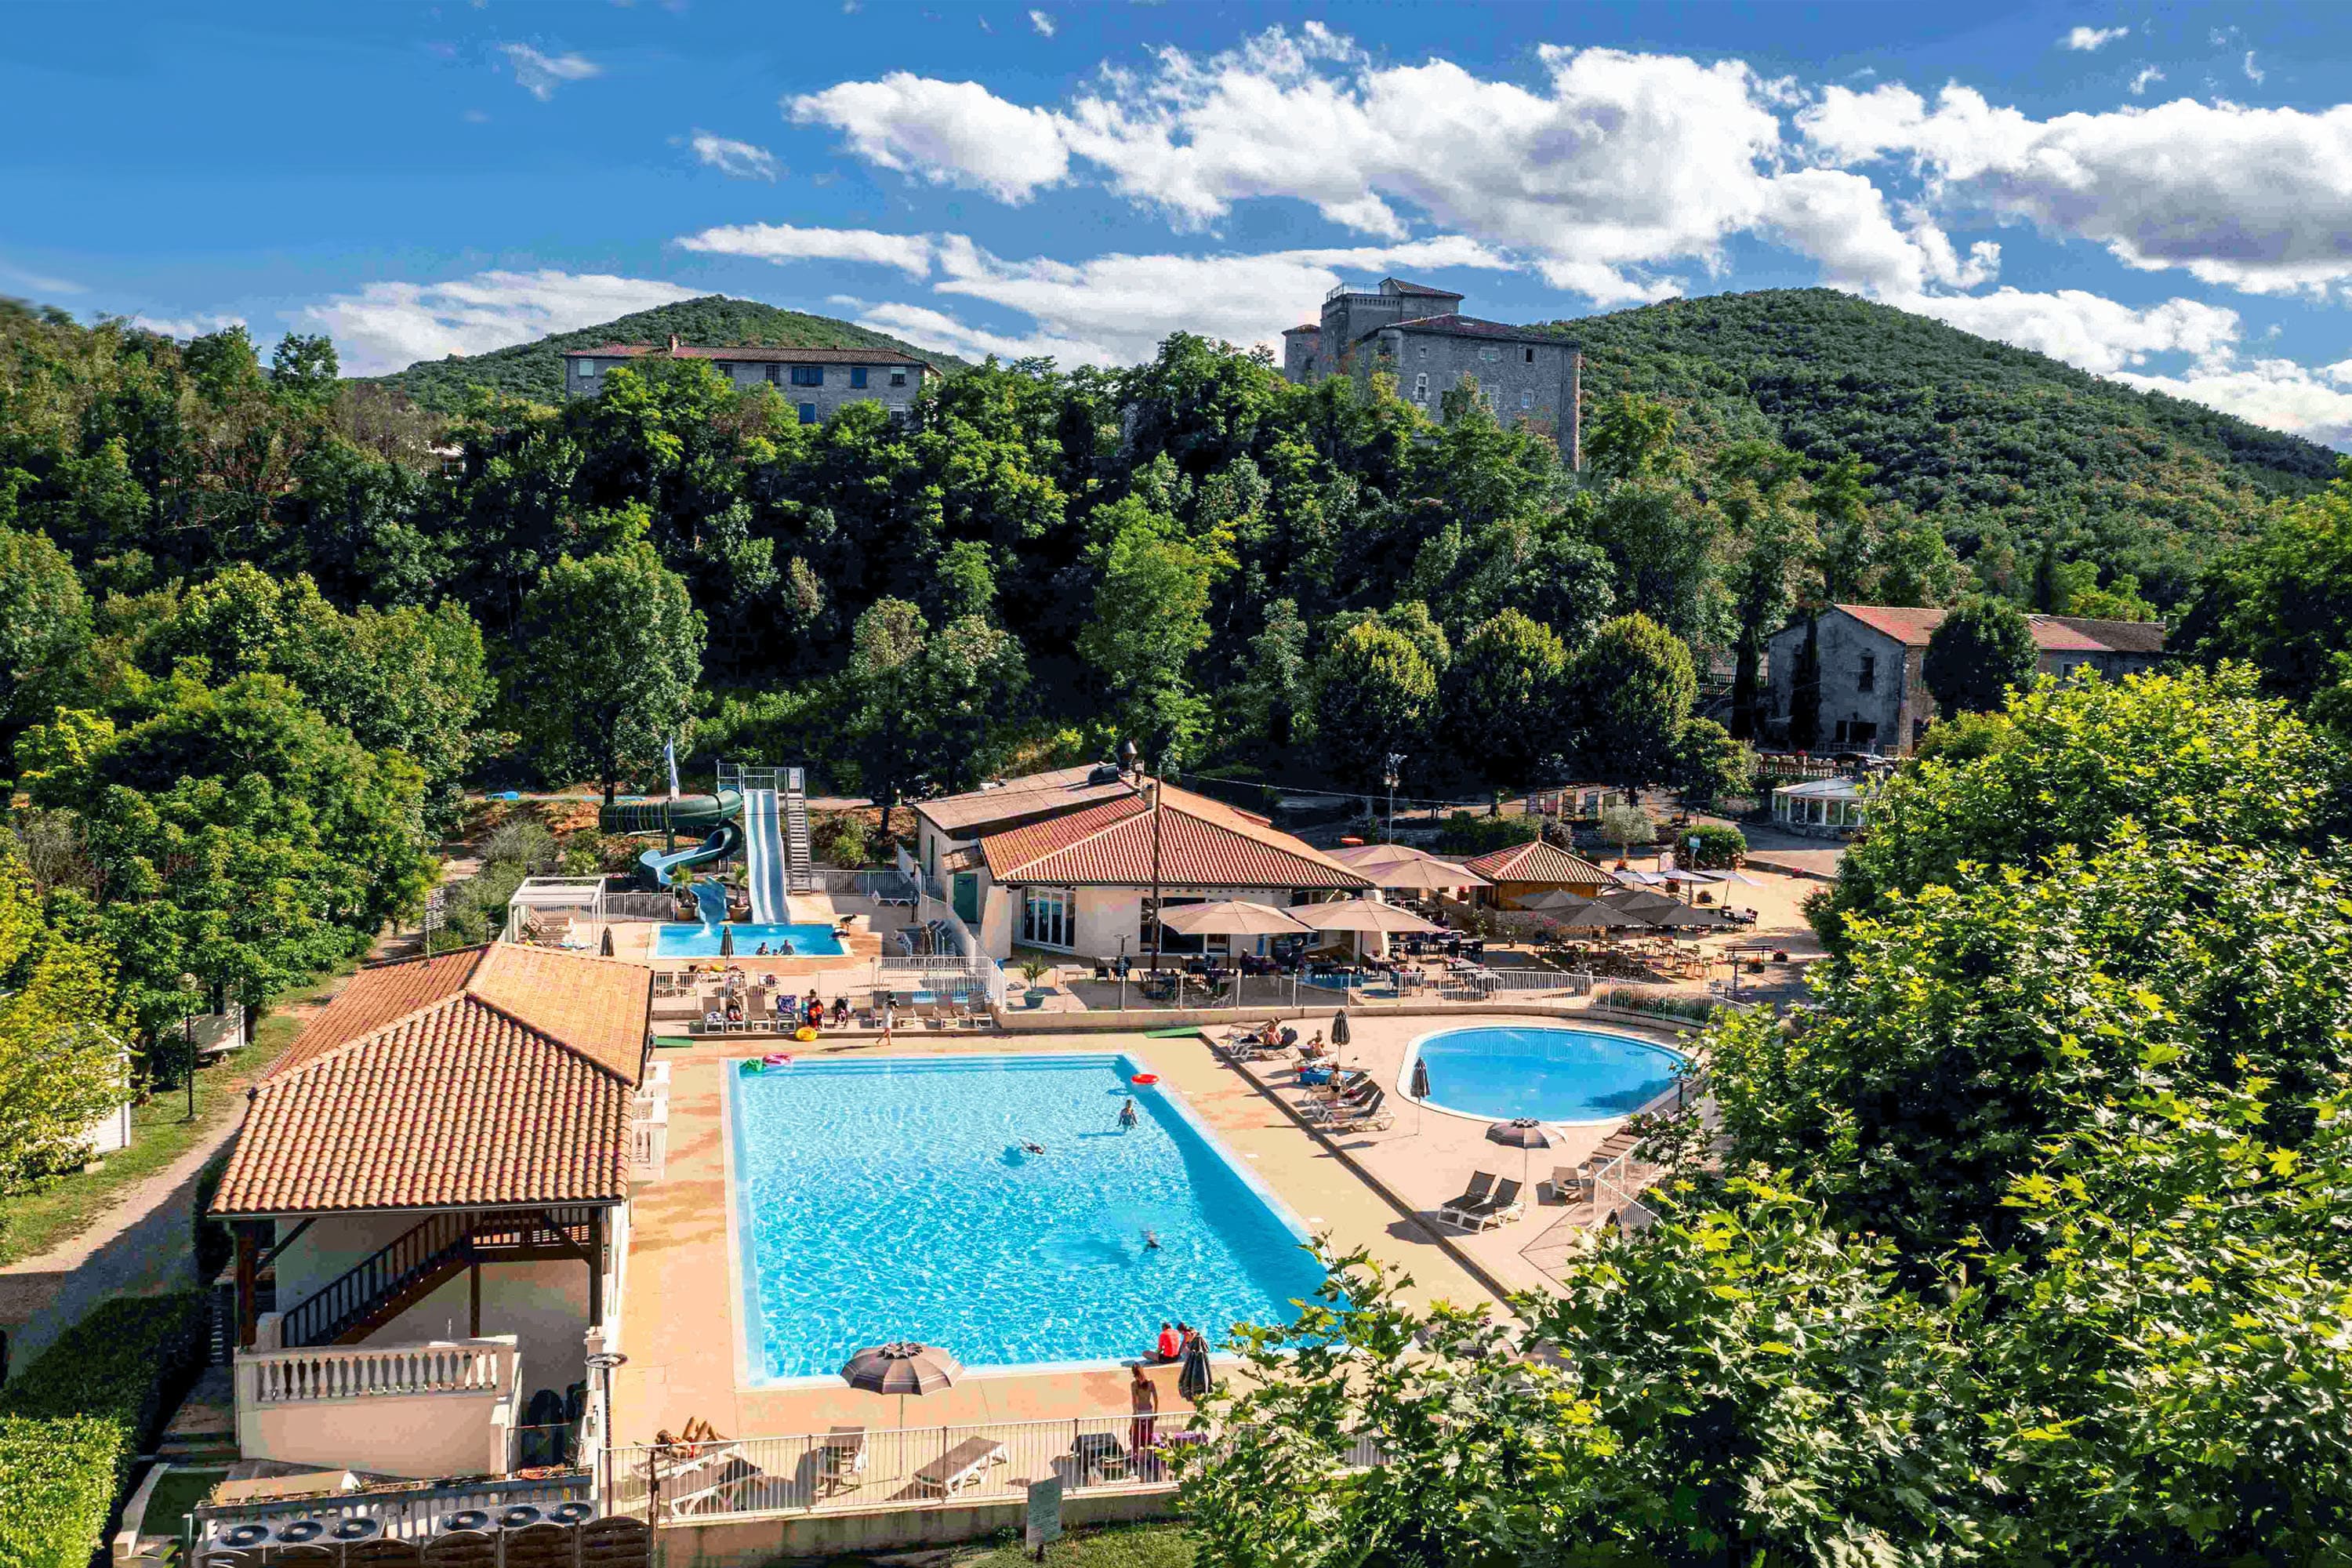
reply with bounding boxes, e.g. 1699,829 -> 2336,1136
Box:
281,1207 -> 598,1348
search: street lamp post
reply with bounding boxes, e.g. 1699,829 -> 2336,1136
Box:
1383,754 -> 1406,844
1121,741 -> 1166,974
177,972 -> 201,1123
585,1348 -> 628,1508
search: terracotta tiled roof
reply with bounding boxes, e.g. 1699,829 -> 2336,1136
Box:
914,764 -> 1140,833
212,946 -> 649,1217
1828,604 -> 2165,657
1460,839 -> 1613,887
564,343 -> 940,370
979,785 -> 1370,890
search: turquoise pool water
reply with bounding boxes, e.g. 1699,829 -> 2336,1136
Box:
1406,1026 -> 1687,1123
728,1054 -> 1324,1381
654,921 -> 844,958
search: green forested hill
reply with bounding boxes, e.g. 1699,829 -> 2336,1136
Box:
367,295 -> 969,412
1546,289 -> 2339,603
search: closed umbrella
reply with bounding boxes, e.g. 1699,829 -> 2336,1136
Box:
1485,1116 -> 1553,1192
718,925 -> 735,957
599,927 -> 615,957
1409,1054 -> 1432,1139
1177,1331 -> 1214,1402
840,1341 -> 963,1429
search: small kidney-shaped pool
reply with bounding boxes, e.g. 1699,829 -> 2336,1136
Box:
1405,1025 -> 1688,1123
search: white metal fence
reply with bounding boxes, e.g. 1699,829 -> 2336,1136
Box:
608,1414 -> 1381,1523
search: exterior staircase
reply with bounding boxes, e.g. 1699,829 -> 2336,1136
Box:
278,1209 -> 598,1348
783,771 -> 815,894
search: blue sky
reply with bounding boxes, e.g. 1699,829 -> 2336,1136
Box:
6,1 -> 2350,446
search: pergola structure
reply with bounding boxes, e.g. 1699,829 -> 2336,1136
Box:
1771,776 -> 1871,837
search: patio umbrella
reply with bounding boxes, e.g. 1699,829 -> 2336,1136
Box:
718,925 -> 735,957
1612,868 -> 1669,887
1291,898 -> 1445,935
1153,900 -> 1313,937
1410,1055 -> 1430,1100
1327,844 -> 1489,894
1485,1116 -> 1553,1192
841,1341 -> 964,1430
1519,891 -> 1657,929
1601,887 -> 1684,916
1657,902 -> 1741,929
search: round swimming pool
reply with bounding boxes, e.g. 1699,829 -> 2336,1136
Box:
1404,1026 -> 1687,1123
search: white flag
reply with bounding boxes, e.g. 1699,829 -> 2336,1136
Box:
666,738 -> 681,800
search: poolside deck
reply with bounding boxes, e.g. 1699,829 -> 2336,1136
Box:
612,1022 -> 1509,1448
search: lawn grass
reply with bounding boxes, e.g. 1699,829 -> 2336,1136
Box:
0,962 -> 358,1267
952,1524 -> 1197,1567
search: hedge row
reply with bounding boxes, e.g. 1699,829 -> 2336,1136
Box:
0,1293 -> 209,1568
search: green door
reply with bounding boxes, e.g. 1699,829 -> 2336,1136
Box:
953,872 -> 980,924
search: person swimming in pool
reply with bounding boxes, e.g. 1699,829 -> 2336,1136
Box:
1143,1229 -> 1160,1250
1117,1098 -> 1138,1130
754,942 -> 770,956
1020,1138 -> 1047,1155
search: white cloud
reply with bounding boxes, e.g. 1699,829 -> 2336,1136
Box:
2128,66 -> 2165,95
851,300 -> 1102,364
1892,286 -> 2241,376
791,30 -> 1790,304
676,222 -> 935,276
300,269 -> 699,376
1760,168 -> 1998,295
129,312 -> 248,339
2061,26 -> 2129,51
691,132 -> 780,180
2116,357 -> 2352,450
1028,9 -> 1054,38
1802,85 -> 2352,296
0,260 -> 85,296
2243,51 -> 2265,84
789,73 -> 1072,203
501,44 -> 601,100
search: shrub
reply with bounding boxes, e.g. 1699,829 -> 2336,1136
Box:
479,819 -> 557,872
810,810 -> 873,867
1601,987 -> 1714,1023
1680,822 -> 1747,869
0,1294 -> 208,1568
1433,811 -> 1537,855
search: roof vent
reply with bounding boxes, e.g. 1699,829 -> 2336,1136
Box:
1086,764 -> 1124,786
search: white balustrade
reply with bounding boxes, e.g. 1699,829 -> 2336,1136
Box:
241,1336 -> 518,1406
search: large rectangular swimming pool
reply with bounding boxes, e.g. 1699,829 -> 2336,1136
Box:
728,1054 -> 1325,1381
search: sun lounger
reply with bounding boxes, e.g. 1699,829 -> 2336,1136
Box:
1071,1430 -> 1128,1483
1455,1177 -> 1524,1231
911,1436 -> 1007,1497
1328,1087 -> 1392,1131
1437,1172 -> 1497,1227
646,1438 -> 758,1518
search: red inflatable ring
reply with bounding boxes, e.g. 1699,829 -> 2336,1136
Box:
1131,1073 -> 1159,1085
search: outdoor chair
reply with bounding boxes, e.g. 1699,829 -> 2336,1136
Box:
1325,1087 -> 1392,1132
1551,1163 -> 1595,1203
910,1436 -> 1008,1497
1071,1430 -> 1129,1484
1437,1172 -> 1497,1228
1457,1177 -> 1525,1231
818,1425 -> 868,1497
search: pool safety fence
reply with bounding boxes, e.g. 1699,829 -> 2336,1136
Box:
606,1415 -> 1383,1523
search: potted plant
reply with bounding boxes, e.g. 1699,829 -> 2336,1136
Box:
1018,957 -> 1054,1007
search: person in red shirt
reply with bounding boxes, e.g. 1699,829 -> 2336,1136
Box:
1154,1322 -> 1180,1363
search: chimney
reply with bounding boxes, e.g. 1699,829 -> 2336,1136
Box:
666,333 -> 682,353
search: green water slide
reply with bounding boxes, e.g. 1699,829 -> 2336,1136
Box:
601,790 -> 745,890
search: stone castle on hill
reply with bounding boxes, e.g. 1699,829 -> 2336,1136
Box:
1280,278 -> 1581,469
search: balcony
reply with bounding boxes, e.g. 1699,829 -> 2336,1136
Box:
234,1331 -> 523,1479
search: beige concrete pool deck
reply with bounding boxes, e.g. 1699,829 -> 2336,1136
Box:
610,1004 -> 1707,1450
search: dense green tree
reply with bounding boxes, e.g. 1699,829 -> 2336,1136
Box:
1076,495 -> 1221,764
1439,609 -> 1566,789
22,673 -> 431,1033
2186,460 -> 2352,713
1312,621 -> 1436,789
1560,612 -> 1696,792
0,524 -> 89,743
1227,597 -> 1315,753
0,836 -> 126,1199
1714,441 -> 1816,739
839,598 -> 1029,836
1922,593 -> 2038,714
511,543 -> 705,804
1671,714 -> 1752,809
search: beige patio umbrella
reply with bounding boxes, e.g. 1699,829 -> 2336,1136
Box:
1292,898 -> 1446,935
840,1341 -> 963,1431
1326,844 -> 1489,895
1153,900 -> 1315,937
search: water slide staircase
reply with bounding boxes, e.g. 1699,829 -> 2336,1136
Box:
278,1209 -> 600,1348
725,765 -> 815,924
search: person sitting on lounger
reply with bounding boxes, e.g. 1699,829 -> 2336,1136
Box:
703,1009 -> 724,1029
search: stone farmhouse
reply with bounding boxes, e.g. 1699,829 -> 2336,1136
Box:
563,334 -> 941,423
1281,278 -> 1583,467
1764,603 -> 2168,753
